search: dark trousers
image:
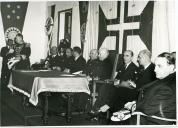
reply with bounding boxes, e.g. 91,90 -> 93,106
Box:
93,84 -> 118,111
93,84 -> 137,112
1,66 -> 11,87
73,92 -> 90,111
15,59 -> 30,70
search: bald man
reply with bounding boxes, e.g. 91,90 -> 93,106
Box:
97,48 -> 113,80
136,49 -> 156,89
88,50 -> 139,122
45,46 -> 63,70
83,49 -> 100,77
73,49 -> 100,112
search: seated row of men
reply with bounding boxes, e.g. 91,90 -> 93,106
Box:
32,46 -> 113,80
40,46 -> 86,73
0,35 -> 176,125
43,46 -> 176,125
87,50 -> 176,125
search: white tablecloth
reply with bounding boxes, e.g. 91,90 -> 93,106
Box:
8,75 -> 90,106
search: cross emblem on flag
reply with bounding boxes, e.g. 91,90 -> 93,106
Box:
98,1 -> 154,53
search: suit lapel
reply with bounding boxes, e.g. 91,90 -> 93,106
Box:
124,62 -> 132,72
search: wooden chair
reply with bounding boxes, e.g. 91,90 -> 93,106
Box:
132,111 -> 176,125
91,51 -> 122,106
90,51 -> 123,124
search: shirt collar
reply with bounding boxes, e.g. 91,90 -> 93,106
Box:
144,63 -> 151,70
75,55 -> 80,61
125,62 -> 132,69
52,54 -> 57,58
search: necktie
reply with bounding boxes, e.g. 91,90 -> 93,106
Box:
124,64 -> 127,70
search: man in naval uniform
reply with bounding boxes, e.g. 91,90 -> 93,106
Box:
12,33 -> 31,70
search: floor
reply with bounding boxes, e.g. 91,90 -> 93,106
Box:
0,83 -> 99,126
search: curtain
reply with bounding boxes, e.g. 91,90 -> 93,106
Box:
152,0 -> 175,61
83,1 -> 176,62
83,1 -> 117,61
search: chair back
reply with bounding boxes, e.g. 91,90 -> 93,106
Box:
108,50 -> 124,80
132,112 -> 177,125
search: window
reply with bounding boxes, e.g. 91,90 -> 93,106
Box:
57,9 -> 72,47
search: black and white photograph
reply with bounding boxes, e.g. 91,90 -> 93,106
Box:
0,0 -> 177,127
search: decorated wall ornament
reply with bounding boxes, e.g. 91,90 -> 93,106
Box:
80,23 -> 86,43
45,17 -> 54,35
5,27 -> 21,41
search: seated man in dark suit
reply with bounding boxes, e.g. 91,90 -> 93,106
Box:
69,46 -> 87,111
136,49 -> 157,89
45,46 -> 63,71
72,49 -> 100,111
110,49 -> 157,125
119,49 -> 157,90
72,48 -> 113,112
83,49 -> 100,78
91,50 -> 139,115
63,48 -> 75,72
83,49 -> 100,91
97,48 -> 113,80
70,46 -> 86,73
125,52 -> 176,125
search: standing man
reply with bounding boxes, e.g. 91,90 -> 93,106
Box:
0,39 -> 14,86
13,33 -> 31,70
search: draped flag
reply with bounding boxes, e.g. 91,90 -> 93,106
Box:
1,2 -> 28,41
79,1 -> 89,53
98,1 -> 154,53
0,2 -> 47,64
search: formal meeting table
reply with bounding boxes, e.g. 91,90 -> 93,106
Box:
8,69 -> 90,124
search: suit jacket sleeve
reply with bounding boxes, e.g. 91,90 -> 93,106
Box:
0,47 -> 8,57
21,44 -> 31,58
71,57 -> 86,73
141,86 -> 176,118
80,58 -> 86,71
